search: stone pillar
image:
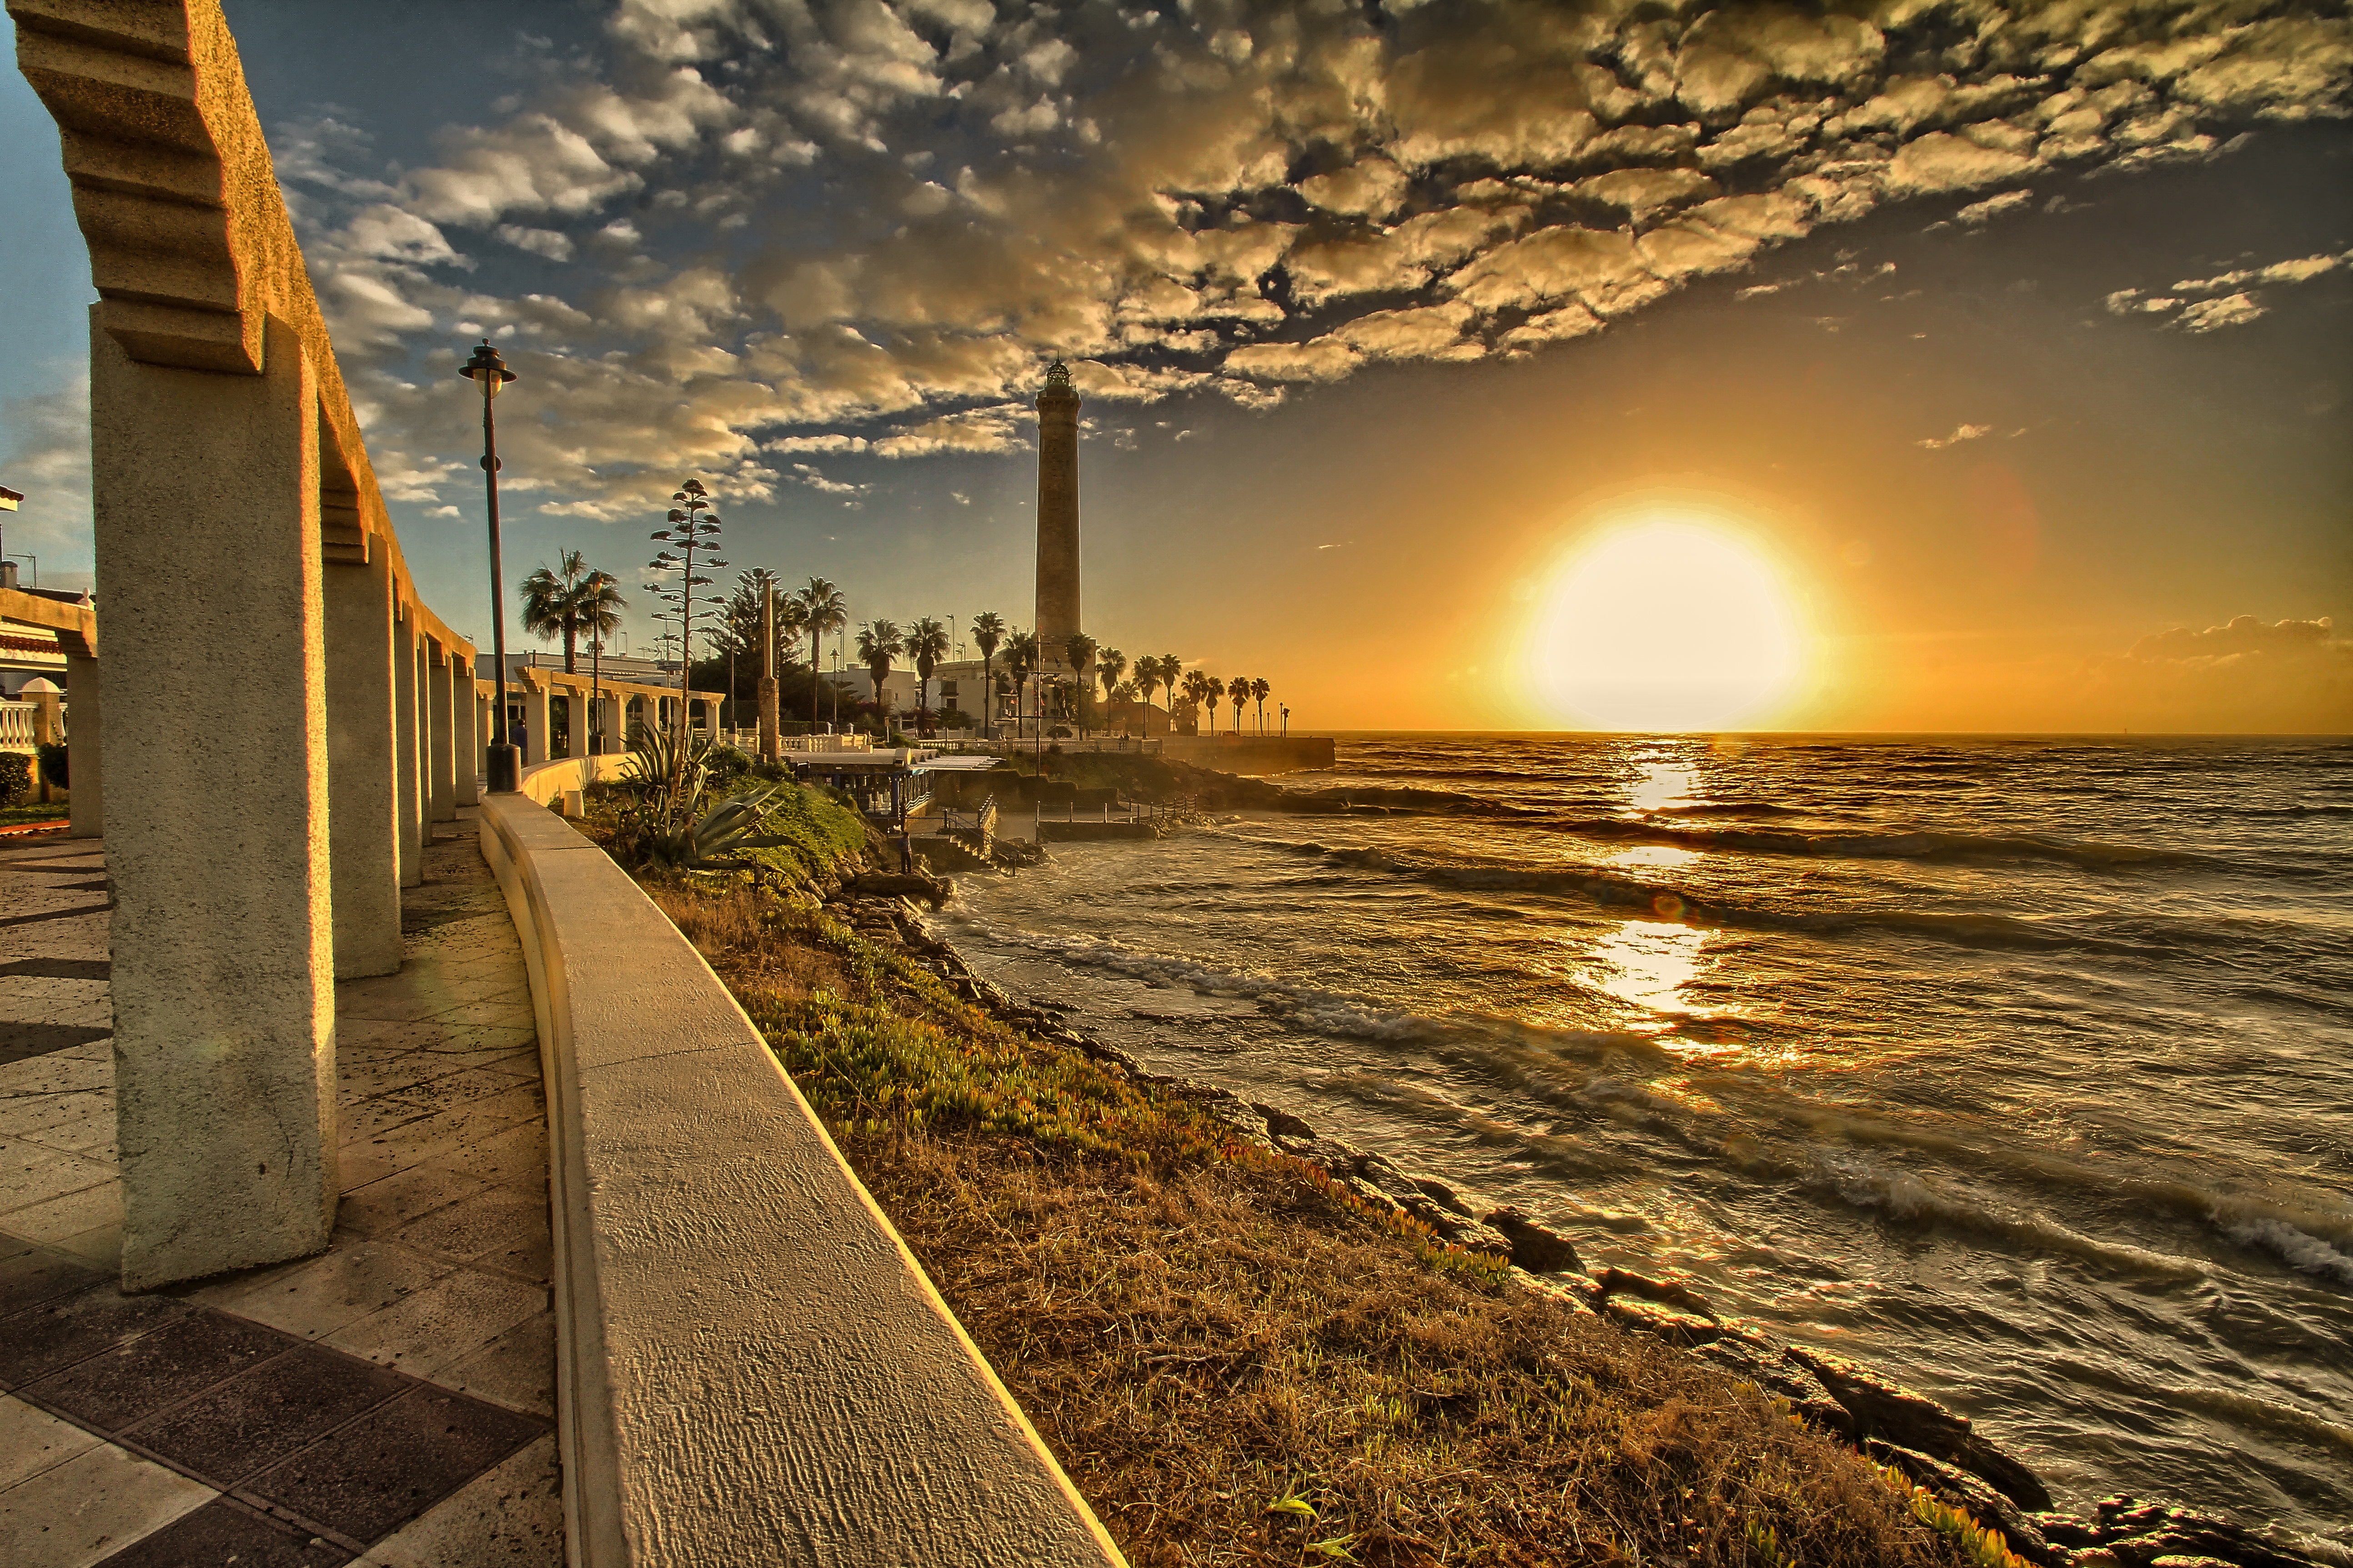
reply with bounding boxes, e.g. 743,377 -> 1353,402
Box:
322,551 -> 401,978
523,681 -> 550,767
1034,360 -> 1082,659
66,654 -> 101,837
94,314 -> 338,1291
426,638 -> 456,824
456,675 -> 482,807
394,607 -> 422,887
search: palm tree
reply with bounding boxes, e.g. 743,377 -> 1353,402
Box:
970,611 -> 1006,739
1128,656 -> 1157,733
855,620 -> 903,740
1062,631 -> 1097,734
1179,669 -> 1214,735
793,578 -> 848,724
907,616 -> 951,736
519,550 -> 606,672
1230,680 -> 1249,734
1154,653 -> 1181,735
1251,677 -> 1272,735
1003,629 -> 1039,741
1096,646 -> 1126,731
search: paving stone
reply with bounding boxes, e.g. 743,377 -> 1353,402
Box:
323,1267 -> 548,1382
0,1242 -> 107,1318
92,1495 -> 353,1566
0,1283 -> 193,1388
336,1167 -> 488,1240
128,1343 -> 411,1487
432,1313 -> 555,1418
0,1091 -> 112,1142
393,1185 -> 545,1272
186,1242 -> 451,1344
240,1385 -> 546,1547
346,1432 -> 560,1568
0,1391 -> 104,1489
419,1121 -> 546,1189
22,1308 -> 296,1433
5,1178 -> 122,1247
0,1439 -> 215,1568
0,1138 -> 114,1216
0,1054 -> 110,1097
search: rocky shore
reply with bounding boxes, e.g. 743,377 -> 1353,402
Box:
828,877 -> 2350,1568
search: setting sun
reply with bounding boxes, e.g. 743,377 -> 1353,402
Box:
1528,519 -> 1804,731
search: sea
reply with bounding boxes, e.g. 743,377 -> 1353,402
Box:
933,733 -> 2353,1537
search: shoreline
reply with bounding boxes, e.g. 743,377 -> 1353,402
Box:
862,756 -> 2349,1568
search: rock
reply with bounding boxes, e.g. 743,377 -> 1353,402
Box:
2057,1552 -> 2127,1568
1409,1173 -> 1474,1217
2034,1514 -> 2105,1549
2143,1558 -> 2238,1568
1510,1267 -> 1596,1315
1482,1206 -> 1583,1273
1868,1440 -> 2060,1566
1603,1295 -> 1722,1345
1250,1102 -> 1316,1141
1787,1345 -> 2051,1509
1591,1266 -> 1715,1319
1437,1219 -> 1514,1259
1955,1431 -> 2057,1516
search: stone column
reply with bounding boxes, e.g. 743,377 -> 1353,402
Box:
65,653 -> 101,837
426,638 -> 456,824
394,607 -> 422,887
456,675 -> 482,807
523,680 -> 550,767
94,315 -> 338,1291
322,551 -> 401,978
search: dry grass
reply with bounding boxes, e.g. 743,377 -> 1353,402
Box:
647,875 -> 1967,1568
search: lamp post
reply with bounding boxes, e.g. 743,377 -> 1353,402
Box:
459,342 -> 520,792
1280,704 -> 1289,738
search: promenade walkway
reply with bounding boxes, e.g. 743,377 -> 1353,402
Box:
0,813 -> 561,1567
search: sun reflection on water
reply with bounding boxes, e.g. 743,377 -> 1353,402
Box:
1627,757 -> 1700,813
1589,918 -> 1709,1019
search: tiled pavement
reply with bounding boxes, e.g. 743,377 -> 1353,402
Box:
0,814 -> 563,1567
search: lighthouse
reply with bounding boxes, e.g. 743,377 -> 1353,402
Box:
1034,360 -> 1081,664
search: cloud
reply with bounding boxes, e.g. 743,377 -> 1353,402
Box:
194,0 -> 2352,527
0,366 -> 93,556
2102,246 -> 2349,334
1918,422 -> 1993,450
2092,614 -> 2353,731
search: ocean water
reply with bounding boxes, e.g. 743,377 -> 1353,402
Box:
936,734 -> 2353,1536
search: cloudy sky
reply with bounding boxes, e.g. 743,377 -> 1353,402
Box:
3,0 -> 2348,730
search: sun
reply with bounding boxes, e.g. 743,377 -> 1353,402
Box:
1527,517 -> 1805,731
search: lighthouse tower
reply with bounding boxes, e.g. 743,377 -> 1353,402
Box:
1034,360 -> 1081,665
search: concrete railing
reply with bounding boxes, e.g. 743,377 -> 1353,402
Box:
0,700 -> 36,748
476,793 -> 1124,1568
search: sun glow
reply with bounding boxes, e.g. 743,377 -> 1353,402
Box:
1526,517 -> 1806,731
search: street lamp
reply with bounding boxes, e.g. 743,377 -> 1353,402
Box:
459,341 -> 520,792
1280,704 -> 1289,738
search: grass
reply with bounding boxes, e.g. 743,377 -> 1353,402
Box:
639,870 -> 1974,1567
0,800 -> 70,828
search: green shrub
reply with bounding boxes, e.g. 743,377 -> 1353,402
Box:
36,741 -> 67,790
0,752 -> 28,807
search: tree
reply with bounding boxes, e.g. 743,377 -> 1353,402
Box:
1154,653 -> 1181,735
794,578 -> 848,723
1230,679 -> 1249,734
1096,646 -> 1126,730
855,620 -> 903,739
970,611 -> 1006,739
1179,668 -> 1215,735
1003,629 -> 1039,741
907,616 -> 951,736
519,550 -> 617,672
1249,677 -> 1271,735
1062,631 -> 1097,733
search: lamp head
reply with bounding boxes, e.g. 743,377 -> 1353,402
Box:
458,341 -> 515,399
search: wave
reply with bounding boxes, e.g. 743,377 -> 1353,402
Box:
1527,817 -> 2224,872
1254,838 -> 2172,957
1808,1152 -> 2212,1279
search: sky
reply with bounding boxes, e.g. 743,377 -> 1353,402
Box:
2,0 -> 2349,732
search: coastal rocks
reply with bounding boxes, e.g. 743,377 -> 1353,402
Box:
1483,1205 -> 1583,1274
2004,1498 -> 2348,1568
1602,1296 -> 1722,1345
1870,1441 -> 2061,1566
1787,1345 -> 2052,1513
845,871 -> 951,905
